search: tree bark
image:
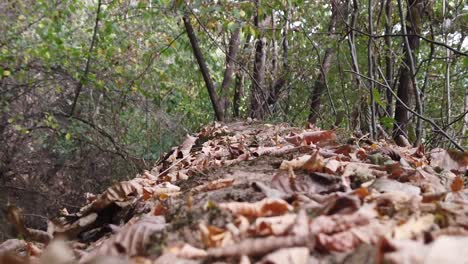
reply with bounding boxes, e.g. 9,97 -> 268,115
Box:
183,15 -> 224,121
308,3 -> 338,125
368,0 -> 377,139
249,1 -> 268,119
220,27 -> 241,118
249,37 -> 267,119
393,0 -> 423,145
233,71 -> 244,118
384,0 -> 394,117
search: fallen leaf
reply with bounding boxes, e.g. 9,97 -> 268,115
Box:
259,247 -> 309,264
430,148 -> 468,173
192,178 -> 235,193
199,222 -> 232,248
219,198 -> 292,218
450,176 -> 464,192
170,243 -> 207,259
250,214 -> 297,236
392,214 -> 435,240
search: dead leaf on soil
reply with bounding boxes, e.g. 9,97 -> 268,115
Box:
430,148 -> 468,173
169,243 -> 207,259
192,178 -> 235,193
258,247 -> 309,264
250,214 -> 297,236
284,130 -> 336,146
199,222 -> 232,248
218,198 -> 292,218
79,216 -> 165,263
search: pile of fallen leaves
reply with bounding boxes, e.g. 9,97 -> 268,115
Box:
1,121 -> 467,264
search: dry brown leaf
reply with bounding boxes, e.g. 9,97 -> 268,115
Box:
79,216 -> 165,263
0,239 -> 27,255
450,176 -> 464,192
383,236 -> 468,264
250,214 -> 297,236
310,213 -> 369,235
219,198 -> 292,218
39,239 -> 75,264
302,151 -> 325,173
169,243 -> 207,259
284,130 -> 336,146
207,235 -> 314,258
258,247 -> 309,264
430,148 -> 468,173
324,159 -> 341,173
79,180 -> 142,216
370,178 -> 421,196
192,178 -> 235,193
392,214 -> 435,240
279,155 -> 312,170
199,222 -> 232,248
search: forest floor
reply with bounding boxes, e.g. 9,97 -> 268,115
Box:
1,121 -> 467,264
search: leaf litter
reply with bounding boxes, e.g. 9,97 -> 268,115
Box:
1,121 -> 467,264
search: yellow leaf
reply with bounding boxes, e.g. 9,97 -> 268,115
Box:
3,70 -> 11,77
65,133 -> 71,140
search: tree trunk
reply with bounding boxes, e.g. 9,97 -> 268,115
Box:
233,71 -> 244,118
183,15 -> 225,121
249,37 -> 267,119
308,3 -> 338,125
249,1 -> 268,119
220,27 -> 241,118
268,7 -> 289,109
384,0 -> 394,117
393,0 -> 423,144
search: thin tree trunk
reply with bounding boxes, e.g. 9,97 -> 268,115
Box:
233,71 -> 244,118
232,34 -> 251,118
220,27 -> 241,118
347,0 -> 363,90
368,0 -> 377,139
268,7 -> 289,109
393,0 -> 423,145
308,3 -> 338,125
250,37 -> 267,119
443,0 -> 451,124
183,15 -> 224,121
384,0 -> 394,117
249,0 -> 268,119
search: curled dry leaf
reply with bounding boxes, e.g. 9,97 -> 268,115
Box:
383,236 -> 468,264
169,243 -> 207,259
79,216 -> 165,263
192,178 -> 235,193
207,235 -> 313,258
370,178 -> 421,196
392,214 -> 435,240
219,198 -> 292,218
284,130 -> 336,146
199,222 -> 232,248
80,180 -> 142,216
250,214 -> 297,236
430,148 -> 468,173
0,239 -> 27,255
39,239 -> 75,264
259,247 -> 309,264
450,176 -> 464,192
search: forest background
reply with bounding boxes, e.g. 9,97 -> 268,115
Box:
0,0 -> 466,240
